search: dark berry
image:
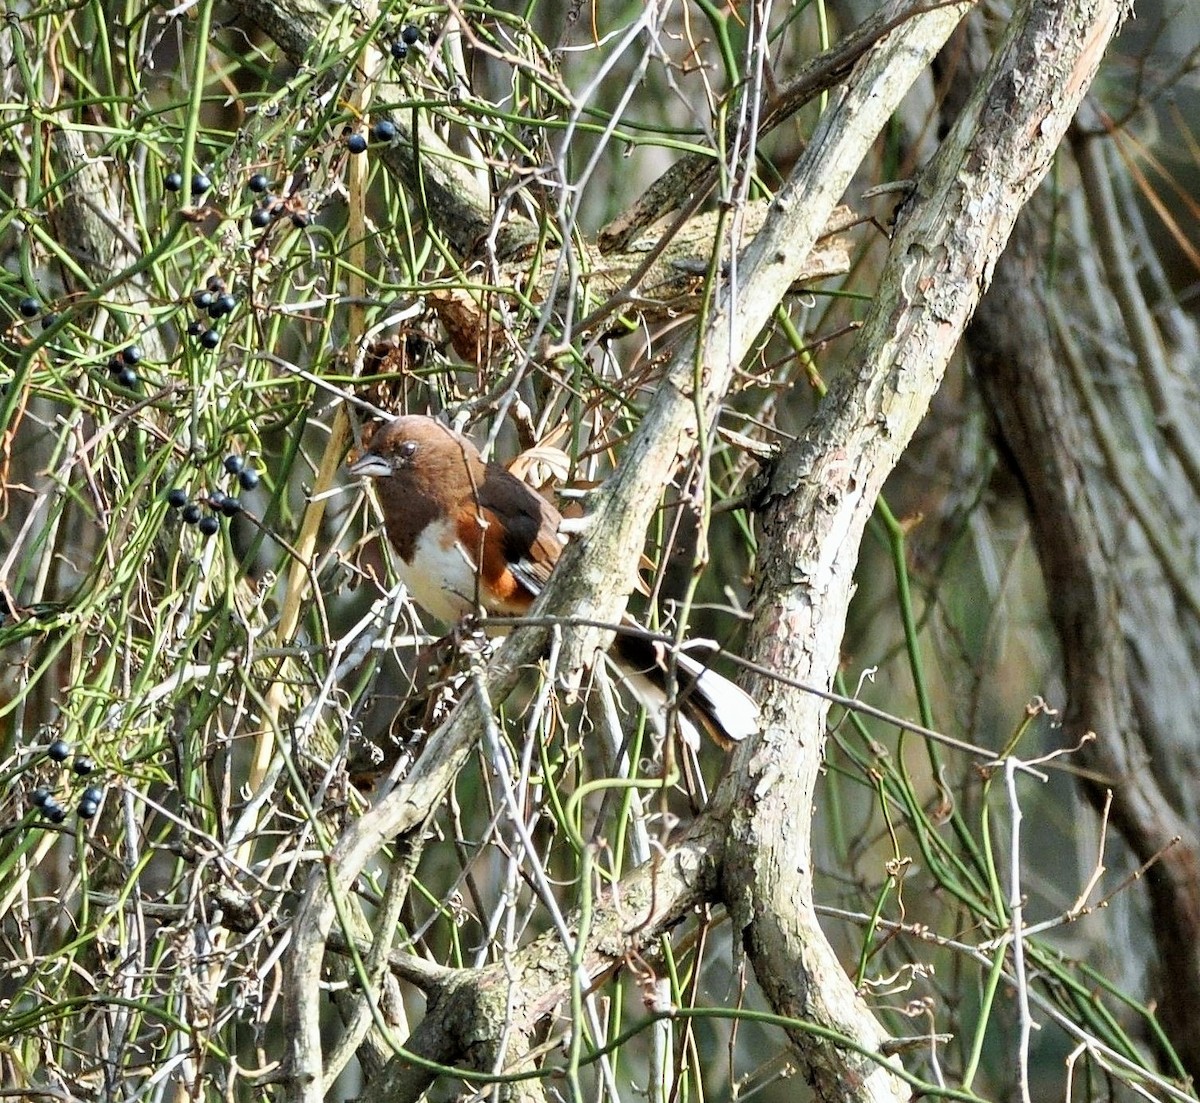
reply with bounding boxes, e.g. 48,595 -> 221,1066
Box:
83,785 -> 104,804
73,756 -> 94,775
214,293 -> 236,316
250,207 -> 272,228
199,329 -> 220,350
78,798 -> 99,819
400,23 -> 420,44
41,312 -> 60,330
238,468 -> 260,491
18,297 -> 39,318
121,344 -> 142,365
32,787 -> 52,807
192,290 -> 214,309
164,172 -> 183,192
218,496 -> 242,517
206,275 -> 226,293
223,454 -> 245,475
191,172 -> 212,196
197,515 -> 221,536
390,41 -> 408,61
248,172 -> 270,193
370,119 -> 396,142
208,491 -> 227,510
346,133 -> 367,154
106,357 -> 123,375
187,320 -> 205,337
116,367 -> 139,389
166,488 -> 189,509
42,801 -> 67,824
290,211 -> 312,228
47,739 -> 71,762
181,503 -> 202,525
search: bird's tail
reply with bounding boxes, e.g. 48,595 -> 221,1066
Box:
609,633 -> 759,750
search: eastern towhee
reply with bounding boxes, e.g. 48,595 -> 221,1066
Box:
349,415 -> 759,749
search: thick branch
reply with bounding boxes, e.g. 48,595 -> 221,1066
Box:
717,1 -> 1126,1101
367,817 -> 725,1103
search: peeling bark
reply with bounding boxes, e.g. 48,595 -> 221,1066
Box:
717,2 -> 1128,1099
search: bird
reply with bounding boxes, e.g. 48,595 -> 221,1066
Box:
349,414 -> 759,749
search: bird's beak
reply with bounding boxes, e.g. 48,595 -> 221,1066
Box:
348,452 -> 392,479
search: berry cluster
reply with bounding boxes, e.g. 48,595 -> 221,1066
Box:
165,452 -> 260,538
30,739 -> 103,824
245,171 -> 313,229
164,171 -> 213,198
185,275 -> 237,351
342,27 -> 417,156
221,452 -> 261,490
389,22 -> 422,62
344,119 -> 398,156
106,344 -> 143,390
15,296 -> 61,331
15,296 -> 147,388
248,171 -> 276,229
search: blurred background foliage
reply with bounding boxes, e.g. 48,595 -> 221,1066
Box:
0,0 -> 1198,1100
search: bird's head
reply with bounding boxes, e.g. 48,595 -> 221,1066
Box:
349,415 -> 471,480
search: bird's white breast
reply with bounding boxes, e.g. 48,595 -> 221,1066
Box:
398,520 -> 485,623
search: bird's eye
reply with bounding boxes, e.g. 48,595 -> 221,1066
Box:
398,440 -> 418,461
